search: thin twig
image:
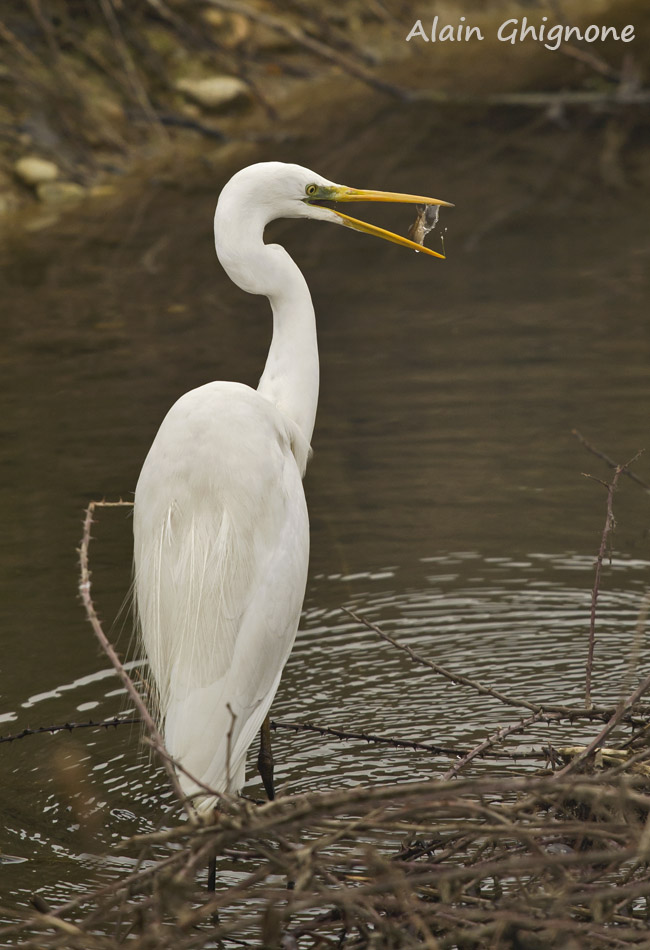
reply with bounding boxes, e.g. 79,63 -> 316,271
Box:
203,0 -> 410,100
342,607 -> 626,720
0,15 -> 42,66
78,499 -> 193,818
584,450 -> 643,708
142,735 -> 224,805
0,717 -> 141,744
573,429 -> 650,492
98,0 -> 167,138
270,717 -> 543,760
558,41 -> 621,81
554,665 -> 650,779
442,712 -> 547,781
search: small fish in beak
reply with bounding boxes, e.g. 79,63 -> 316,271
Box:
305,183 -> 453,259
407,204 -> 441,252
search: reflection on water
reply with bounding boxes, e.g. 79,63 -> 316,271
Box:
2,553 -> 649,910
1,101 -> 649,917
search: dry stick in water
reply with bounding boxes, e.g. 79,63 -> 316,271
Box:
583,449 -> 643,709
342,607 -> 619,720
573,429 -> 650,492
0,717 -> 142,744
442,711 -> 547,781
79,499 -> 193,819
0,715 -> 551,762
555,664 -> 650,779
270,718 -> 540,760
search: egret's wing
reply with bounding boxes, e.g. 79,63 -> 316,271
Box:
164,470 -> 308,803
134,381 -> 309,803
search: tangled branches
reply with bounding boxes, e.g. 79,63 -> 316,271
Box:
5,766 -> 650,948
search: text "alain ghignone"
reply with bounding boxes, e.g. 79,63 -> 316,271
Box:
406,16 -> 635,51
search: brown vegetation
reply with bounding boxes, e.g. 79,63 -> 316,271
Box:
0,0 -> 648,217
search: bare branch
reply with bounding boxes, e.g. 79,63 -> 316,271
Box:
203,0 -> 410,100
442,712 -> 547,781
78,499 -> 193,819
573,429 -> 650,492
584,450 -> 643,708
342,607 -> 625,720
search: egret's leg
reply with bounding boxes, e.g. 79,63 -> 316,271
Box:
207,857 -> 220,926
257,714 -> 275,801
207,808 -> 219,909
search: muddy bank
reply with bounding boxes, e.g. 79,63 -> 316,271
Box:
0,0 -> 648,226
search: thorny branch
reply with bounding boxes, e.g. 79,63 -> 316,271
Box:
583,450 -> 644,708
79,499 -> 193,818
441,711 -> 548,781
0,717 -> 142,744
342,606 -> 641,722
573,429 -> 650,493
555,662 -> 650,779
0,715 -> 551,763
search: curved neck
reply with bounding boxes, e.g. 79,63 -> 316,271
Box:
215,209 -> 319,446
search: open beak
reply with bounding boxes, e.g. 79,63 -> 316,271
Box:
307,185 -> 454,259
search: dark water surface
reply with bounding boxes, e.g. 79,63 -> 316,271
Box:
1,102 -> 649,913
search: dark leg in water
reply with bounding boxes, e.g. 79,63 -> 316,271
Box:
208,719 -> 274,897
207,856 -> 216,892
207,855 -> 219,925
208,804 -> 218,905
257,714 -> 275,801
207,826 -> 219,922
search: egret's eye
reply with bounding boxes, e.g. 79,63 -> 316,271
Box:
305,184 -> 318,197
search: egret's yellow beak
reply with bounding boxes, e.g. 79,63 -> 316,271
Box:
305,185 -> 454,259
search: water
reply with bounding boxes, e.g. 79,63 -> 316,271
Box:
1,102 -> 649,916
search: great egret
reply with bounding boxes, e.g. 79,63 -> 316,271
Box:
133,162 -> 451,811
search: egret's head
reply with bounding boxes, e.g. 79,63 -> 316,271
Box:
216,161 -> 453,259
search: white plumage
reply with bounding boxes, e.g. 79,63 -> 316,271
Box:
133,162 -> 450,810
134,381 -> 309,803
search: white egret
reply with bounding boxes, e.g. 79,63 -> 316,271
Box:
133,161 -> 451,811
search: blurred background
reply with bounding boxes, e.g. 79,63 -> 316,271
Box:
1,0 -> 649,919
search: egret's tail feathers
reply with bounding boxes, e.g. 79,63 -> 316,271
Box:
134,503 -> 252,718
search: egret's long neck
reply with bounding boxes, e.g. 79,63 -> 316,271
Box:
257,251 -> 319,446
215,211 -> 319,446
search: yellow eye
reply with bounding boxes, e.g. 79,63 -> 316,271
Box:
305,184 -> 318,196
